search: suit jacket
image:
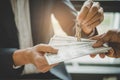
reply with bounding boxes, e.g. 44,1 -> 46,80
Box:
0,0 -> 98,79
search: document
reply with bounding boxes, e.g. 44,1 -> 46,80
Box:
45,35 -> 111,65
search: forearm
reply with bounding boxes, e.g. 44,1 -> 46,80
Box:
53,0 -> 77,36
53,0 -> 98,38
13,48 -> 30,66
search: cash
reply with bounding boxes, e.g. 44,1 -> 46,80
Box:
45,35 -> 111,65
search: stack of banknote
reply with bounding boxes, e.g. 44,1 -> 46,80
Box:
45,35 -> 111,65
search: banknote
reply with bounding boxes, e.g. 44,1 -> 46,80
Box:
45,35 -> 111,65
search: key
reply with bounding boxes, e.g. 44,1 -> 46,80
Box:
75,21 -> 81,41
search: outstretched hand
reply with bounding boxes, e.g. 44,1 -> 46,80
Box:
90,30 -> 120,58
13,44 -> 58,73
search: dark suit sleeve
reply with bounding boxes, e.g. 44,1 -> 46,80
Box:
0,48 -> 24,78
52,0 -> 98,37
0,0 -> 24,78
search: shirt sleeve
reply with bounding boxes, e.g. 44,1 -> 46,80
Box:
52,0 -> 77,36
52,0 -> 98,37
0,48 -> 24,78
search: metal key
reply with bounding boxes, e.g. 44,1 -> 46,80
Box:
75,21 -> 81,41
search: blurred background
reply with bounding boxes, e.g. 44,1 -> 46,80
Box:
51,0 -> 120,80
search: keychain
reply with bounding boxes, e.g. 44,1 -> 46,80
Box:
75,21 -> 81,41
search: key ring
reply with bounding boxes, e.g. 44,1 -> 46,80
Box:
75,20 -> 81,41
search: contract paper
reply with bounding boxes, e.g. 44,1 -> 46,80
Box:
45,35 -> 111,65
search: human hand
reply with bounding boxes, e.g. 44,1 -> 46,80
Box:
13,44 -> 58,73
77,0 -> 104,34
90,29 -> 120,58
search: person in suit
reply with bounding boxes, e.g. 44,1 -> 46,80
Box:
90,29 -> 120,58
0,0 -> 103,79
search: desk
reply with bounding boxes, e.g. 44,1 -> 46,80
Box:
66,64 -> 120,80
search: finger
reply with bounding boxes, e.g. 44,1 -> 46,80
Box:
84,0 -> 93,8
40,56 -> 49,65
92,34 -> 105,47
36,44 -> 58,53
99,53 -> 106,58
38,65 -> 51,73
81,15 -> 103,35
41,56 -> 59,67
86,7 -> 104,26
90,54 -> 97,58
83,2 -> 100,23
34,55 -> 48,68
93,32 -> 112,48
83,20 -> 100,35
88,7 -> 104,29
77,0 -> 93,23
106,48 -> 115,57
39,66 -> 51,73
99,7 -> 104,22
90,18 -> 101,28
77,6 -> 89,23
105,30 -> 120,43
36,59 -> 50,71
90,34 -> 104,40
38,63 -> 58,73
50,63 -> 59,67
93,40 -> 104,48
81,25 -> 93,34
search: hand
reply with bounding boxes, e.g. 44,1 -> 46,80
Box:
90,29 -> 120,58
77,0 -> 104,34
13,44 -> 58,73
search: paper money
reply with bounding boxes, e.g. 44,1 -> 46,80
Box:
45,35 -> 111,65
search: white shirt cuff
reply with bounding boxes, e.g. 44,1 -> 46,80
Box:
22,64 -> 39,75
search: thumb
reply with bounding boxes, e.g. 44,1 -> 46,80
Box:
93,40 -> 104,48
90,34 -> 104,48
92,33 -> 110,48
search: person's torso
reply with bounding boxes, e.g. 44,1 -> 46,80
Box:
0,0 -> 19,48
30,0 -> 54,45
0,0 -> 55,48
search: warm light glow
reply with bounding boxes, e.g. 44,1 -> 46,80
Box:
51,14 -> 66,35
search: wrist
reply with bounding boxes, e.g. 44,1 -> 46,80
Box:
13,49 -> 30,66
88,28 -> 96,37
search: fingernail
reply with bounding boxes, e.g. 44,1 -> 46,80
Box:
90,54 -> 96,58
93,41 -> 103,48
54,49 -> 58,53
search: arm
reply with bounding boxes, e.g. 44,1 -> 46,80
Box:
52,0 -> 76,36
0,44 -> 58,78
52,0 -> 103,38
90,29 -> 120,58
